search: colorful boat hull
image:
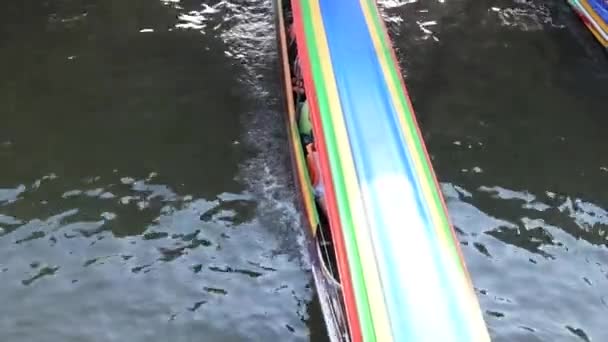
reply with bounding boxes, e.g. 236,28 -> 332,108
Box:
275,0 -> 490,340
568,0 -> 608,48
274,2 -> 350,340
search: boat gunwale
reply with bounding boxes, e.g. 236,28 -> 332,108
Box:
568,0 -> 608,47
273,0 -> 350,341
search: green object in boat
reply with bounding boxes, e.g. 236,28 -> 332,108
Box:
298,100 -> 312,136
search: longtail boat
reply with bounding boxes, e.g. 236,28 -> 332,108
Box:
568,0 -> 608,49
274,0 -> 491,340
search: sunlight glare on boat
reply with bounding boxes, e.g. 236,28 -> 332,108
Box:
363,173 -> 457,341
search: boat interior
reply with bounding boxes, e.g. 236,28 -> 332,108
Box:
281,0 -> 341,285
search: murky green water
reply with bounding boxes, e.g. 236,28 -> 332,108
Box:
0,1 -> 319,341
384,0 -> 608,340
1,0 -> 606,341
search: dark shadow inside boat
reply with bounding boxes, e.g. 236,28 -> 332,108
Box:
283,3 -> 341,285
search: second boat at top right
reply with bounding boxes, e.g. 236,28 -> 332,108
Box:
568,0 -> 608,49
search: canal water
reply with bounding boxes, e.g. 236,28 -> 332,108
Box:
0,0 -> 606,341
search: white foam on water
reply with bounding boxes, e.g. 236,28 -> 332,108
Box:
492,0 -> 565,31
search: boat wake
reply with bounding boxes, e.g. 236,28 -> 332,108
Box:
212,0 -> 312,266
164,0 -> 311,268
491,0 -> 565,31
164,0 -> 316,339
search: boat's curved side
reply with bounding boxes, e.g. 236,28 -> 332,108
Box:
290,0 -> 490,341
568,0 -> 608,48
277,0 -> 491,341
274,1 -> 349,340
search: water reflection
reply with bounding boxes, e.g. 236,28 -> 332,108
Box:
444,183 -> 607,341
383,0 -> 608,340
0,168 -> 312,340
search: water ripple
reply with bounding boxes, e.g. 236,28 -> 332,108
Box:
443,182 -> 608,341
0,1 -> 313,340
0,172 -> 312,340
